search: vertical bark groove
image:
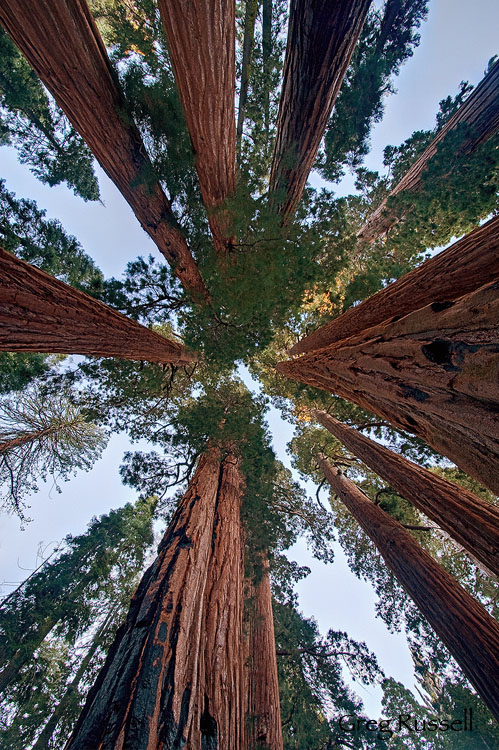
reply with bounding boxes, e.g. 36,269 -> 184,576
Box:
291,214 -> 499,355
0,0 -> 209,301
317,455 -> 499,720
313,410 -> 499,575
0,249 -> 195,364
66,449 -> 246,750
357,60 -> 499,244
278,281 -> 499,494
269,0 -> 370,220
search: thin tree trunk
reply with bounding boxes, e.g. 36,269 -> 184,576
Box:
262,0 -> 272,134
291,214 -> 499,355
268,0 -> 370,220
66,448 -> 247,750
0,0 -> 209,302
317,454 -> 499,720
244,553 -> 283,749
313,410 -> 499,576
0,425 -> 62,454
0,616 -> 55,694
32,607 -> 117,750
278,280 -> 499,495
237,0 -> 259,156
158,0 -> 237,254
0,249 -> 195,364
357,60 -> 499,244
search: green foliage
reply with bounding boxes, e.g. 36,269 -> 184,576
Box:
0,386 -> 108,522
0,352 -> 50,395
0,179 -> 104,296
0,30 -> 99,201
321,0 -> 428,182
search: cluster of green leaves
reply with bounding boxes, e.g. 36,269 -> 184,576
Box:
320,0 -> 429,182
0,30 -> 99,200
0,497 -> 156,748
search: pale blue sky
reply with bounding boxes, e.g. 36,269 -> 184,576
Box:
1,0 -> 498,719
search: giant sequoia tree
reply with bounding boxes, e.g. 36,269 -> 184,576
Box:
0,0 -> 498,746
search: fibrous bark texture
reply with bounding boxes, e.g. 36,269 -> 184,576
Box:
0,0 -> 208,301
314,410 -> 499,576
244,555 -> 283,750
291,214 -> 499,355
317,455 -> 499,720
0,249 -> 195,364
358,60 -> 499,244
158,0 -> 236,253
278,281 -> 499,494
269,0 -> 370,220
66,449 -> 246,750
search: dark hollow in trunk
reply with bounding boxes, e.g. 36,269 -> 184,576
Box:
314,410 -> 499,576
0,0 -> 209,301
291,214 -> 499,355
0,249 -> 195,364
317,455 -> 499,720
269,0 -> 370,221
278,280 -> 499,495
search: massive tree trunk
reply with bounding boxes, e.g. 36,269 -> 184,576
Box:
0,0 -> 209,302
268,0 -> 370,220
317,455 -> 499,720
244,554 -> 283,750
158,0 -> 237,254
66,448 -> 247,750
278,280 -> 499,495
0,248 -> 195,364
291,214 -> 499,355
357,60 -> 499,244
313,410 -> 499,576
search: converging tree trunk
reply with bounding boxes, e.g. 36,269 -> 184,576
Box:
291,214 -> 499,355
317,455 -> 499,720
66,448 -> 247,750
269,0 -> 370,220
158,0 -> 237,254
357,60 -> 499,244
237,0 -> 259,156
313,410 -> 499,576
0,249 -> 195,364
278,280 -> 499,494
244,553 -> 283,749
0,0 -> 209,301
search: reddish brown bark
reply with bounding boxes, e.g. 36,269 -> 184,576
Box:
278,280 -> 499,494
0,249 -> 195,364
269,0 -> 370,221
314,410 -> 499,576
0,0 -> 208,301
158,0 -> 236,253
358,60 -> 499,244
66,448 -> 246,750
244,555 -> 283,750
291,214 -> 499,355
317,455 -> 499,720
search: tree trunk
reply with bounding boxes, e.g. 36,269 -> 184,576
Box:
313,410 -> 499,576
158,0 -> 237,254
262,0 -> 272,133
0,425 -> 62,454
0,248 -> 195,364
278,280 -> 499,495
357,60 -> 499,244
66,448 -> 247,750
244,554 -> 283,749
0,616 -> 55,694
291,214 -> 499,355
317,455 -> 499,720
237,0 -> 259,156
268,0 -> 370,221
0,0 -> 209,302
